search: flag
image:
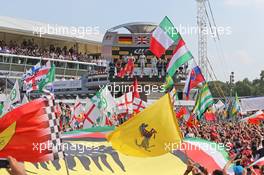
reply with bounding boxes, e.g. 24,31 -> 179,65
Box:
91,86 -> 116,117
176,107 -> 188,119
186,114 -> 198,127
0,96 -> 63,162
193,83 -> 214,120
183,66 -> 205,99
150,16 -> 180,58
115,92 -> 133,115
9,80 -> 21,105
117,58 -> 134,78
231,93 -> 240,116
107,94 -> 182,157
1,80 -> 21,115
132,78 -> 146,113
240,110 -> 264,125
73,96 -> 85,123
167,39 -> 193,78
164,74 -> 174,90
132,78 -> 140,99
0,103 -> 3,116
38,63 -> 55,91
249,157 -> 264,167
21,94 -> 29,104
133,98 -> 146,114
83,98 -> 102,128
169,87 -> 178,106
23,61 -> 55,93
118,36 -> 133,45
204,110 -> 217,121
178,138 -> 233,174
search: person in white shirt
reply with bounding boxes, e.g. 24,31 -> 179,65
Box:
151,56 -> 158,76
139,53 -> 146,77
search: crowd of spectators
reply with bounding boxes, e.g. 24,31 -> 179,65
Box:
0,39 -> 106,65
182,121 -> 264,175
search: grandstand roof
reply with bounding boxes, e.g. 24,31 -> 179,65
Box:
0,16 -> 103,44
107,22 -> 157,33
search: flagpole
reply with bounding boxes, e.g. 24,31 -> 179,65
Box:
63,156 -> 70,175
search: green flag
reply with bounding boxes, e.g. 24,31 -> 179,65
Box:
231,93 -> 240,117
38,63 -> 55,92
193,83 -> 214,120
0,103 -> 3,117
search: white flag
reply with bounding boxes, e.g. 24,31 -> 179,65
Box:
9,80 -> 21,105
21,94 -> 29,104
91,86 -> 116,117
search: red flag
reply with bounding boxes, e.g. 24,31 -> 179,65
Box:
176,107 -> 188,119
132,78 -> 140,99
117,57 -> 134,77
0,97 -> 63,162
204,111 -> 217,121
186,114 -> 198,127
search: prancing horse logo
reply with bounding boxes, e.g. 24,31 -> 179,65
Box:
135,123 -> 157,152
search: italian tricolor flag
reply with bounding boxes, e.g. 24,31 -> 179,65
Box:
150,16 -> 180,58
167,39 -> 193,77
180,138 -> 234,174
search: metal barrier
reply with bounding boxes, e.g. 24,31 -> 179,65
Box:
0,53 -> 106,79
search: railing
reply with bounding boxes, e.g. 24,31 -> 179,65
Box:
0,53 -> 107,79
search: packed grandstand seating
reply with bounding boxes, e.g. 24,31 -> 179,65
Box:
0,39 -> 107,66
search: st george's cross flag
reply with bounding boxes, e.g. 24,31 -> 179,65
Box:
133,97 -> 146,114
83,97 -> 102,128
115,92 -> 133,115
107,94 -> 182,157
0,95 -> 63,162
150,16 -> 180,58
132,78 -> 146,113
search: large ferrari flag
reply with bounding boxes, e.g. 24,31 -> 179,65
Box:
0,95 -> 63,162
107,94 -> 182,157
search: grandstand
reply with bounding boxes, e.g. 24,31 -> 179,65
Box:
0,17 -> 194,106
0,16 -> 108,99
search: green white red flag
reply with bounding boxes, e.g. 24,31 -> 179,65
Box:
176,138 -> 233,174
150,16 -> 180,58
167,39 -> 193,78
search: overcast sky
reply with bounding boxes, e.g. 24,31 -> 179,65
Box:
1,0 -> 263,82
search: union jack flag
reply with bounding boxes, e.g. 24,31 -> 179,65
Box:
135,36 -> 149,45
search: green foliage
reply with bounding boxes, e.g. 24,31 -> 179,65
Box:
208,70 -> 264,97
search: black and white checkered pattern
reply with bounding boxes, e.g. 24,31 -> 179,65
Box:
43,94 -> 64,160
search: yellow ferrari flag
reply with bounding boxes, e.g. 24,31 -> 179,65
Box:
107,94 -> 182,157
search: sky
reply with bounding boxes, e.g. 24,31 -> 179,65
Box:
0,0 -> 263,82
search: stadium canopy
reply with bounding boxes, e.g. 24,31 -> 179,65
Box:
0,16 -> 103,44
107,22 -> 157,33
240,96 -> 264,113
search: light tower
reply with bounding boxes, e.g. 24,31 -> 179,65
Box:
196,0 -> 208,79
